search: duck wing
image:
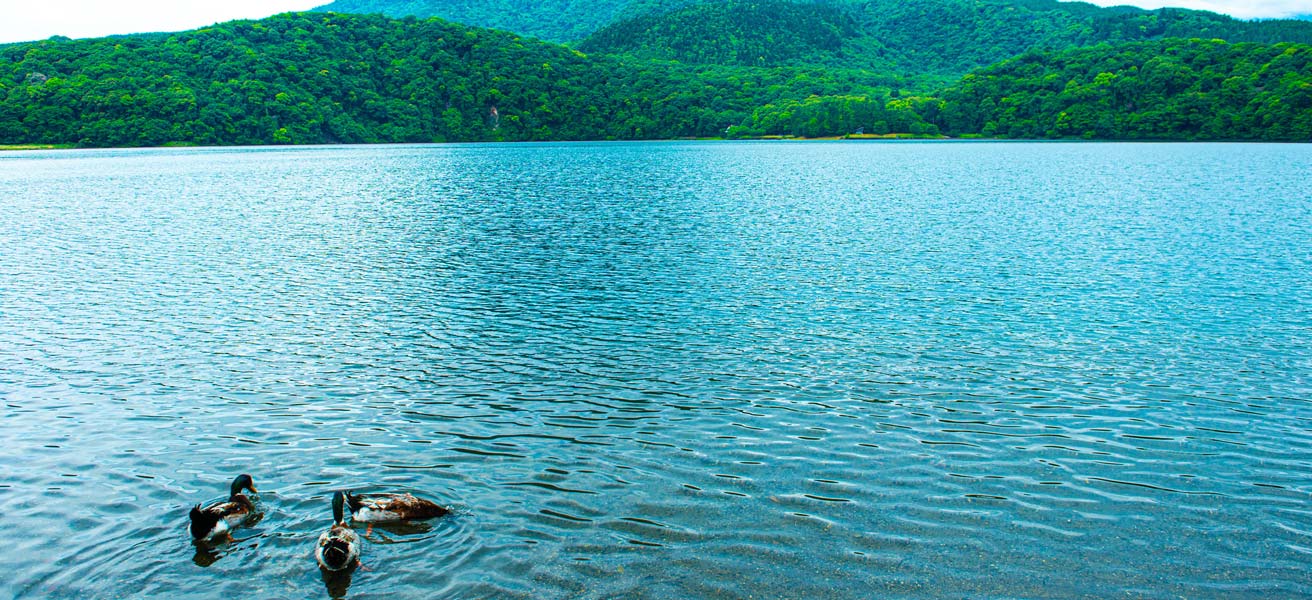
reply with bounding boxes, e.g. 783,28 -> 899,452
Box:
203,495 -> 255,521
350,492 -> 449,521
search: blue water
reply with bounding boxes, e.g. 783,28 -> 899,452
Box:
1,142 -> 1309,598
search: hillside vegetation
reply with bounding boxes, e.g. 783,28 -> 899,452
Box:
311,0 -> 634,42
0,12 -> 919,147
579,0 -> 1312,76
932,39 -> 1312,140
315,0 -> 1312,77
2,11 -> 1309,147
311,0 -> 742,42
577,1 -> 872,68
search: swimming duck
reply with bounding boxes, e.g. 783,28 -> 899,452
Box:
344,490 -> 450,524
316,491 -> 362,572
189,474 -> 258,541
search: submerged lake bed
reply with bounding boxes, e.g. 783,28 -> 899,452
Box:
1,141 -> 1309,598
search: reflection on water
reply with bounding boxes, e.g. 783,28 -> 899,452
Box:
365,520 -> 437,541
192,544 -> 222,569
321,568 -> 355,599
1,142 -> 1310,598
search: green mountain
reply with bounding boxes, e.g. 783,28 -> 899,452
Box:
309,0 -> 633,42
577,1 -> 873,68
931,39 -> 1312,141
308,0 -> 1312,90
0,12 -> 917,147
313,0 -> 1312,70
309,0 -> 735,42
580,0 -> 1312,76
2,12 -> 1308,146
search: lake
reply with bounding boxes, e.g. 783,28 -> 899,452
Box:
1,141 -> 1309,599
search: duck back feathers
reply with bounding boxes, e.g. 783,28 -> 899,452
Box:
345,491 -> 449,522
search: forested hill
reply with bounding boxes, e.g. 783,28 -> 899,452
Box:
311,0 -> 1312,49
932,40 -> 1312,141
3,12 -> 1309,146
313,0 -> 1312,63
0,12 -> 923,147
308,0 -> 721,42
579,0 -> 1312,75
309,0 -> 631,42
577,1 -> 874,68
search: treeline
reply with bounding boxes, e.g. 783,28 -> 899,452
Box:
333,0 -> 1312,79
0,12 -> 917,147
576,0 -> 1312,77
578,1 -> 868,68
846,0 -> 1312,74
2,14 -> 1309,146
932,39 -> 1312,141
311,0 -> 633,42
727,94 -> 942,138
723,39 -> 1312,142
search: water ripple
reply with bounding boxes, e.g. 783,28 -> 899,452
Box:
1,142 -> 1310,598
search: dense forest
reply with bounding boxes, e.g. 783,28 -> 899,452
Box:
728,94 -> 944,138
579,0 -> 1312,76
0,13 -> 921,147
931,40 -> 1312,140
577,1 -> 871,68
2,3 -> 1310,147
311,0 -> 634,43
310,0 -> 736,42
317,0 -> 1312,76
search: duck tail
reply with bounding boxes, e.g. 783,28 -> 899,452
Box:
322,539 -> 354,571
189,504 -> 219,539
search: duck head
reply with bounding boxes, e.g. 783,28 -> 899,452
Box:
229,474 -> 257,499
332,490 -> 346,525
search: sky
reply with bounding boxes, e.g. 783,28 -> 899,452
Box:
1083,0 -> 1311,19
0,0 -> 1308,45
0,1 -> 321,44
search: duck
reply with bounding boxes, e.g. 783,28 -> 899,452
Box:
316,491 -> 362,572
345,490 -> 450,536
345,490 -> 449,524
189,474 -> 258,541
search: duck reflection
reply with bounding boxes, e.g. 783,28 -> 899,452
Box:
189,524 -> 261,568
191,543 -> 221,568
321,568 -> 354,599
364,519 -> 434,542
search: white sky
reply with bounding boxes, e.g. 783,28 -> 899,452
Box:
1083,0 -> 1311,19
0,1 -> 321,44
0,0 -> 1308,45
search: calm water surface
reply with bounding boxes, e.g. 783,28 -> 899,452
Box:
1,142 -> 1309,598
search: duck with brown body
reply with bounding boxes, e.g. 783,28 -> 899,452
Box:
345,490 -> 449,535
316,491 -> 362,572
189,474 -> 258,542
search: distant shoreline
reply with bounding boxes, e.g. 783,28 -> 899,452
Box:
3,137 -> 1306,152
0,144 -> 73,151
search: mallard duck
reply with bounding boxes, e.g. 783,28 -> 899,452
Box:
189,474 -> 258,541
316,491 -> 361,572
345,490 -> 449,523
